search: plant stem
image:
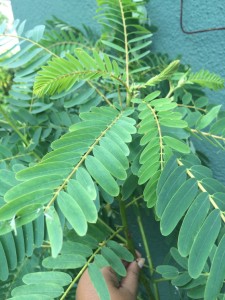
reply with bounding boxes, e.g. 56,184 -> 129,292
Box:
135,202 -> 160,300
177,159 -> 225,223
87,81 -> 114,107
118,0 -> 130,101
0,105 -> 40,160
118,197 -> 156,299
153,278 -> 170,283
0,105 -> 29,146
1,33 -> 57,58
126,194 -> 143,208
61,227 -> 123,300
118,196 -> 136,255
98,218 -> 126,243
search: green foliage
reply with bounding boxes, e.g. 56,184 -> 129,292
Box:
0,1 -> 225,299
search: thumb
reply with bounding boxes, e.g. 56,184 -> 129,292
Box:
120,257 -> 145,295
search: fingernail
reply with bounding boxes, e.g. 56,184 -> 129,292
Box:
137,258 -> 145,269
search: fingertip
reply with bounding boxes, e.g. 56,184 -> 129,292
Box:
136,257 -> 145,269
120,258 -> 142,294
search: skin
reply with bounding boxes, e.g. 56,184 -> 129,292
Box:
76,257 -> 145,300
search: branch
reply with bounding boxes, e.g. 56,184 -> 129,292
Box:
177,159 -> 225,223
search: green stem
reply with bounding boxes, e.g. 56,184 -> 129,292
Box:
0,105 -> 41,160
166,82 -> 185,98
1,33 -> 57,58
126,91 -> 132,107
98,218 -> 126,243
126,195 -> 143,208
61,227 -> 123,300
153,278 -> 170,283
87,81 -> 114,107
135,202 -> 160,300
0,105 -> 29,146
139,273 -> 157,300
118,198 -> 156,299
118,196 -> 136,255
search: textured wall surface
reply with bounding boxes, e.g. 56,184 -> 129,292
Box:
11,0 -> 225,103
11,0 -> 99,31
148,0 -> 225,105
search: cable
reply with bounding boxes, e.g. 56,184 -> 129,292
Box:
180,0 -> 225,34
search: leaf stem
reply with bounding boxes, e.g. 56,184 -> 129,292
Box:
60,227 -> 123,300
45,112 -> 123,211
177,159 -> 225,223
191,129 -> 225,142
87,81 -> 114,107
98,218 -> 126,243
126,195 -> 143,208
118,0 -> 130,102
135,202 -> 160,300
118,196 -> 136,255
1,33 -> 57,58
0,105 -> 40,160
0,105 -> 29,146
153,278 -> 170,283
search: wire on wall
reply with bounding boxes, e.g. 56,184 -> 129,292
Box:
180,0 -> 225,34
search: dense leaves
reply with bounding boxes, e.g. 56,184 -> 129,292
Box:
0,0 -> 225,299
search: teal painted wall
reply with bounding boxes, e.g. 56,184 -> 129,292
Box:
11,0 -> 225,103
11,0 -> 98,32
148,0 -> 225,105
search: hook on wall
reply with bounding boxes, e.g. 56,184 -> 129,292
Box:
180,0 -> 225,34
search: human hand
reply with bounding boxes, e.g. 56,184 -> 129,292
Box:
76,257 -> 145,300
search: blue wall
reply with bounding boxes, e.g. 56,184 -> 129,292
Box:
11,0 -> 98,32
148,0 -> 225,105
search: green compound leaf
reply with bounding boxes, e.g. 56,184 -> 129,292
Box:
45,206 -> 63,258
0,241 -> 9,281
163,136 -> 190,154
101,247 -> 126,276
67,180 -> 98,223
196,105 -> 221,130
187,285 -> 205,299
42,254 -> 86,269
88,263 -> 110,300
156,165 -> 187,218
11,283 -> 63,298
160,178 -> 198,236
107,240 -> 134,262
57,192 -> 87,236
188,209 -> 221,279
171,272 -> 192,287
156,265 -> 179,279
188,69 -> 224,91
178,192 -> 210,257
23,271 -> 72,286
8,296 -> 52,300
85,155 -> 119,197
145,60 -> 180,86
204,235 -> 225,300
